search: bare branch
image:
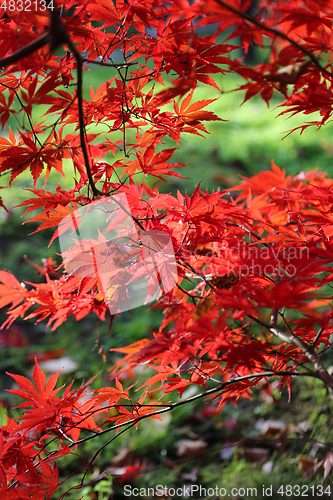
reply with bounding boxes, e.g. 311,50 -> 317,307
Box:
71,368 -> 321,449
248,315 -> 333,392
0,33 -> 50,69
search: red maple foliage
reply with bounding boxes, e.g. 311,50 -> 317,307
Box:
1,0 -> 333,496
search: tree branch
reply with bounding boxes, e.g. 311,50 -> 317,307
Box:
0,33 -> 50,68
0,3 -> 69,68
248,315 -> 333,392
0,4 -> 147,232
214,0 -> 333,78
70,368 -> 321,449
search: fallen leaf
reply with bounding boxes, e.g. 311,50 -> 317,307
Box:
38,356 -> 79,374
110,447 -> 134,467
255,419 -> 288,438
298,454 -> 317,478
176,439 -> 207,459
241,447 -> 269,464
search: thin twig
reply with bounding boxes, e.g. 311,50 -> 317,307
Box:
71,368 -> 317,448
0,33 -> 50,68
214,0 -> 333,78
9,366 -> 324,492
248,315 -> 333,392
313,327 -> 324,346
82,57 -> 135,69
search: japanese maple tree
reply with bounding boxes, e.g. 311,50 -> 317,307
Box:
1,0 -> 333,496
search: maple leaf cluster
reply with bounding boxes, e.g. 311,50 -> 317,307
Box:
1,0 -> 333,496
